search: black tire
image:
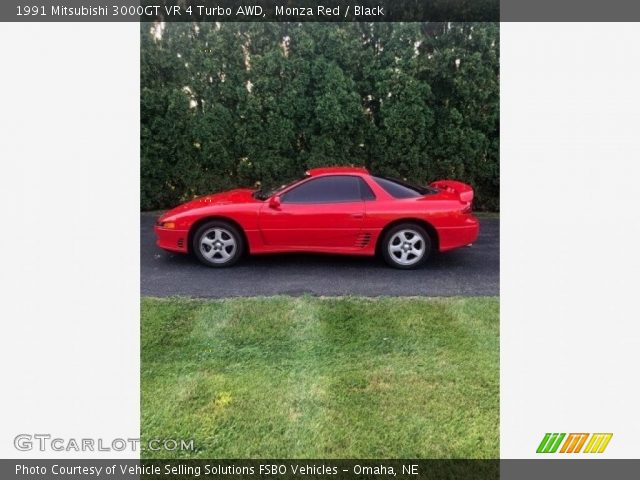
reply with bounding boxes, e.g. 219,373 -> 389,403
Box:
380,223 -> 431,269
192,220 -> 244,268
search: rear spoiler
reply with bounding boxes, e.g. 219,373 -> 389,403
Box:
430,180 -> 474,204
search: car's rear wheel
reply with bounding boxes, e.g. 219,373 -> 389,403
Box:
192,220 -> 244,267
381,223 -> 431,269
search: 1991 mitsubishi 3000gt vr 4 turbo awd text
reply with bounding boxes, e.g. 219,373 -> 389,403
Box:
154,167 -> 479,269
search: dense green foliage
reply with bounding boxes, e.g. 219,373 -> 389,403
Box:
141,23 -> 499,210
142,296 -> 499,458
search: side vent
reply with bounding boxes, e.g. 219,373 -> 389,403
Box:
355,233 -> 371,248
177,238 -> 185,248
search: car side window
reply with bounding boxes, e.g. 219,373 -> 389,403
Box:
359,178 -> 376,200
282,175 -> 363,204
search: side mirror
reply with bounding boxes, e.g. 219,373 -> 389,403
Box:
269,195 -> 281,209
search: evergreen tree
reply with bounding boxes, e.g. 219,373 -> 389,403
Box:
141,22 -> 499,211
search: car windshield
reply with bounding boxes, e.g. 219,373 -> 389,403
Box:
252,176 -> 306,201
371,176 -> 436,198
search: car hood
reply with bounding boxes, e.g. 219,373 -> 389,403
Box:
162,188 -> 259,217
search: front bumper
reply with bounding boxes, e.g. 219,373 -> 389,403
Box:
154,225 -> 189,253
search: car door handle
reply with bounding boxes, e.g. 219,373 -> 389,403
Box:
351,213 -> 364,218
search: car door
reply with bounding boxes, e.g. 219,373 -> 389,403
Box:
259,175 -> 366,249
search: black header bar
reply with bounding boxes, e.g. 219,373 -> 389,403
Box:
3,0 -> 490,22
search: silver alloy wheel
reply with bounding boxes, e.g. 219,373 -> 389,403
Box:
199,227 -> 237,264
387,229 -> 426,266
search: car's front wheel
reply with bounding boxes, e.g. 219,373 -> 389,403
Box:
192,220 -> 244,267
381,223 -> 431,269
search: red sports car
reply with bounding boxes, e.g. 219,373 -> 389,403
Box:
154,167 -> 479,269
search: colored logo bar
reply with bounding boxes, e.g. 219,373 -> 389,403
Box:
537,433 -> 612,453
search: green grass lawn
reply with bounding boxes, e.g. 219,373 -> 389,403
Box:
141,296 -> 499,459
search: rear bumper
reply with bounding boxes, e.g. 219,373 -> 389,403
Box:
437,216 -> 480,252
154,226 -> 189,253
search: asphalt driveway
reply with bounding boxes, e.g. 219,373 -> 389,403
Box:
141,213 -> 499,297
